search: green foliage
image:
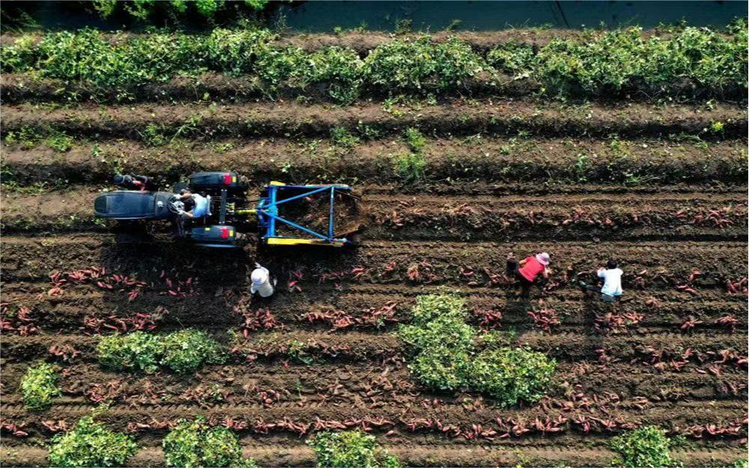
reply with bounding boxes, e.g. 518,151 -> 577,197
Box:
163,418 -> 256,468
307,47 -> 364,103
195,0 -> 225,17
21,362 -> 60,411
330,126 -> 360,148
363,36 -> 484,94
404,127 -> 426,153
46,131 -> 74,152
139,123 -> 168,146
245,0 -> 270,11
468,347 -> 556,406
397,294 -> 556,404
610,426 -> 676,468
206,29 -> 274,75
0,35 -> 37,73
731,459 -> 749,468
4,24 -> 744,100
97,330 -> 224,374
398,294 -> 473,392
124,0 -> 156,19
309,431 -> 399,468
393,152 -> 426,183
487,40 -> 535,75
48,416 -> 137,467
97,331 -> 163,373
160,329 -> 225,374
529,25 -> 748,95
91,0 -> 118,18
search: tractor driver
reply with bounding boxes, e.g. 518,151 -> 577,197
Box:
177,189 -> 208,220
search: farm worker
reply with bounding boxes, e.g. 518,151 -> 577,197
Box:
579,259 -> 623,302
113,173 -> 154,191
250,263 -> 277,298
177,189 -> 209,219
506,252 -> 551,296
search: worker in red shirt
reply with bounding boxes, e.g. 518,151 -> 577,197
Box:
506,252 -> 551,296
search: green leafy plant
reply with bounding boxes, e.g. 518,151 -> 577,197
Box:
97,330 -> 224,374
97,331 -> 163,373
397,294 -> 556,404
404,127 -> 426,153
163,417 -> 256,468
363,36 -> 484,95
609,426 -> 676,468
4,24 -> 744,100
393,152 -> 426,183
195,0 -> 225,17
468,347 -> 556,406
309,431 -> 399,468
21,362 -> 61,411
245,0 -> 269,11
45,131 -> 74,152
91,0 -> 118,18
160,329 -> 225,374
330,126 -> 360,148
48,416 -> 137,467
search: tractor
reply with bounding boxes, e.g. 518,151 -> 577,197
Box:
93,172 -> 362,248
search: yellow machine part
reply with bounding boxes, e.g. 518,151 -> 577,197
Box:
265,238 -> 346,247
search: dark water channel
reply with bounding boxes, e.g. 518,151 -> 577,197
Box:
2,0 -> 745,32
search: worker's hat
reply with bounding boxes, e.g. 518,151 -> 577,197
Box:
251,268 -> 269,285
536,252 -> 550,265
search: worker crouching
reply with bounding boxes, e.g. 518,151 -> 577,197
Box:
506,252 -> 551,297
579,259 -> 624,302
250,263 -> 277,298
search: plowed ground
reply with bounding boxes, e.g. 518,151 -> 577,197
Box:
0,66 -> 747,467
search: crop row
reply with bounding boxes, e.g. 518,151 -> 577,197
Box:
2,23 -> 746,102
2,136 -> 746,187
3,100 -> 745,143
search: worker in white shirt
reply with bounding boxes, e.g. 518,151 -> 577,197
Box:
579,259 -> 623,302
250,263 -> 277,298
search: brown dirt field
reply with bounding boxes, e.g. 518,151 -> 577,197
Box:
1,47 -> 747,467
2,187 -> 746,241
2,100 -> 746,140
2,137 -> 746,186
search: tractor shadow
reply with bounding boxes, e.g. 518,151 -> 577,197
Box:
94,235 -> 361,337
95,237 -> 253,337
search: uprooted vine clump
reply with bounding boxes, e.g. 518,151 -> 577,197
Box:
163,417 -> 257,468
309,431 -> 400,468
397,294 -> 556,406
97,329 -> 224,374
47,416 -> 138,468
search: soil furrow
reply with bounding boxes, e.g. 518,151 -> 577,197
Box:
3,137 -> 746,187
3,100 -> 745,140
2,188 -> 746,242
2,330 -> 745,363
2,443 -> 746,468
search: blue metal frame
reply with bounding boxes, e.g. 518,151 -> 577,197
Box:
257,184 -> 352,244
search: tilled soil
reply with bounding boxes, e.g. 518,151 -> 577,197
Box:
0,75 -> 747,466
3,100 -> 746,140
